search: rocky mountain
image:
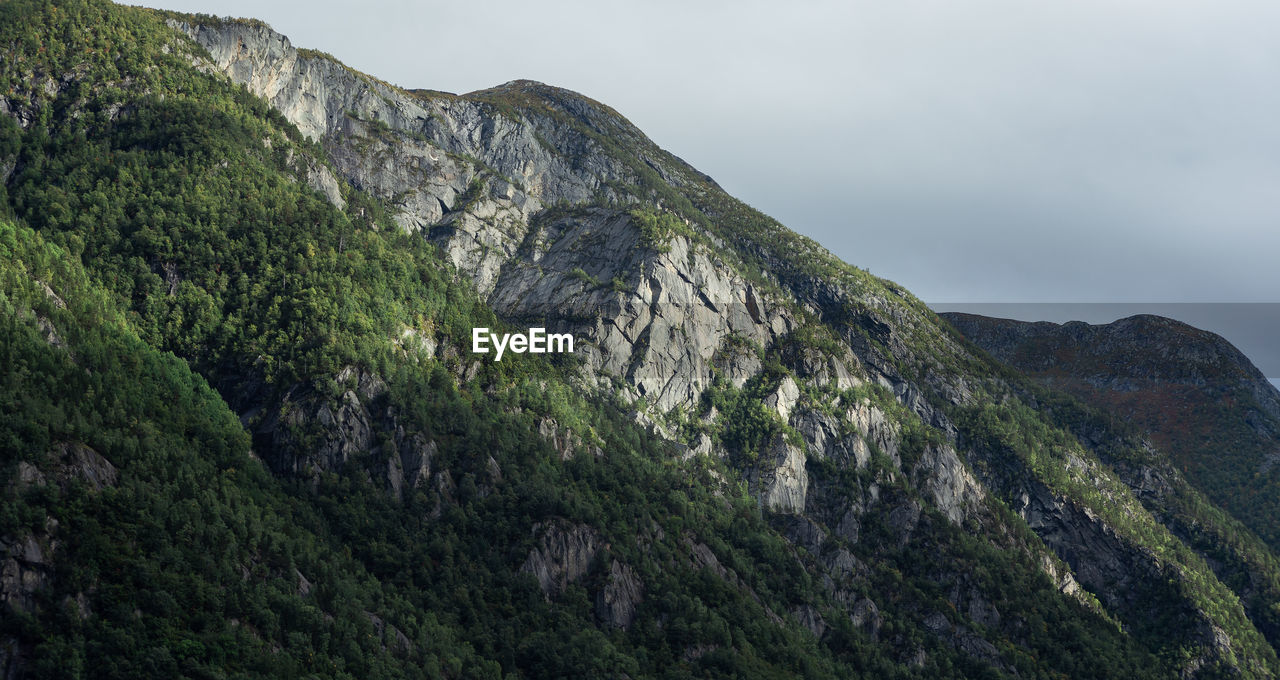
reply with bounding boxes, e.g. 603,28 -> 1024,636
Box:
5,1 -> 1280,677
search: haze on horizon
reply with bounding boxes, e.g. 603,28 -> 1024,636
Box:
141,0 -> 1279,307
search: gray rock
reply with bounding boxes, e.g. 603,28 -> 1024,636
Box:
173,19 -> 806,417
35,280 -> 65,309
687,539 -> 729,579
486,210 -> 795,413
782,515 -> 827,554
851,598 -> 881,639
751,434 -> 808,514
915,444 -> 982,524
305,161 -> 345,209
254,366 -> 384,478
885,500 -> 921,545
485,455 -> 502,484
764,375 -> 800,422
825,548 -> 864,581
537,417 -> 583,460
51,442 -> 117,491
793,408 -> 868,468
34,316 -> 65,350
296,569 -> 313,598
0,534 -> 50,615
967,592 -> 1001,629
835,506 -> 862,545
1012,480 -> 1169,616
519,522 -> 600,598
396,328 -> 437,359
791,605 -> 826,638
789,345 -> 861,391
13,462 -> 44,490
364,611 -> 414,655
846,399 -> 899,465
596,560 -> 643,629
399,434 -> 436,490
715,342 -> 763,389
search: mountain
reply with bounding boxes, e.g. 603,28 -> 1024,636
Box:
942,312 -> 1280,550
4,1 -> 1280,677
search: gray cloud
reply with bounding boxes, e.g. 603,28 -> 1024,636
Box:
142,0 -> 1280,307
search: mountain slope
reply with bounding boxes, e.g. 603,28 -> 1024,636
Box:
168,15 -> 1280,674
944,311 -> 1280,653
0,220 -> 501,678
3,1 -> 1280,677
942,312 -> 1280,548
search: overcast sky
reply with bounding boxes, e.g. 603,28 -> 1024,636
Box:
142,1 -> 1278,306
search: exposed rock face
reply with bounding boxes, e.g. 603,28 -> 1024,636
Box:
176,20 -> 794,416
48,442 -> 117,491
764,376 -> 800,422
851,597 -> 882,639
781,515 -> 827,555
791,605 -> 826,638
244,365 -> 449,504
253,365 -> 387,476
1038,553 -> 1084,599
0,534 -> 49,615
752,434 -> 808,514
397,433 -> 436,495
365,611 -> 414,656
33,316 -> 65,350
795,397 -> 899,467
305,160 -> 345,209
915,444 -> 983,524
922,611 -> 1007,673
687,539 -> 728,578
519,522 -> 600,598
536,417 -> 600,461
1013,481 -> 1149,610
595,560 -> 643,629
794,408 -> 868,469
485,208 -> 794,412
173,19 -> 640,235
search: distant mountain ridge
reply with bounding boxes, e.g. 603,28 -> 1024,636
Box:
943,311 -> 1280,548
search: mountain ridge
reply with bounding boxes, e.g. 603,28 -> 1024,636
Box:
3,2 -> 1280,676
943,311 -> 1280,545
150,15 -> 1280,671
